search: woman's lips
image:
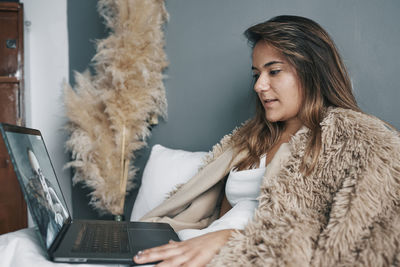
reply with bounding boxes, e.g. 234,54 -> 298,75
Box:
263,99 -> 278,107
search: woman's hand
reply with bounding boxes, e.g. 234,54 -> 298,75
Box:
133,229 -> 234,267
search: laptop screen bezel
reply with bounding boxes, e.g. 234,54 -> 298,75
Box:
0,123 -> 72,252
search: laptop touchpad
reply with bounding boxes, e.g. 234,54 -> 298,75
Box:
128,228 -> 180,253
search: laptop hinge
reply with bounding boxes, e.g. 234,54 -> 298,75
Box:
48,217 -> 72,254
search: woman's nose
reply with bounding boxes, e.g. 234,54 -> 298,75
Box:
254,74 -> 270,93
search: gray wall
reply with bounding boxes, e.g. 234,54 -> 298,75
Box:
68,0 -> 400,220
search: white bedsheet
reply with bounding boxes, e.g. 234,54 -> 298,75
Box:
0,228 -> 148,267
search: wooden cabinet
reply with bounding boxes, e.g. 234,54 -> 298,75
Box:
0,2 -> 27,234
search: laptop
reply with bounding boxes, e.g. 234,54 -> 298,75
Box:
0,123 -> 180,265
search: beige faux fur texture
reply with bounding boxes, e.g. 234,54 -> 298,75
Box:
64,0 -> 168,215
208,108 -> 400,266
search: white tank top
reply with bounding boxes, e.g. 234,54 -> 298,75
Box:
225,155 -> 266,206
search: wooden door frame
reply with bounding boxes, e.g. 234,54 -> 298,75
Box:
0,2 -> 24,125
0,1 -> 27,234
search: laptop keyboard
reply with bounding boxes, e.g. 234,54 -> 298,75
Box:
72,223 -> 130,253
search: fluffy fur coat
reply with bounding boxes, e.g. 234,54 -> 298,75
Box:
143,108 -> 400,266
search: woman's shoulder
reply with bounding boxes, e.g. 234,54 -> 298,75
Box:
200,128 -> 240,169
321,107 -> 400,148
324,107 -> 385,126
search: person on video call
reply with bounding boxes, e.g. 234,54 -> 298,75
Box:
26,149 -> 68,247
133,15 -> 400,266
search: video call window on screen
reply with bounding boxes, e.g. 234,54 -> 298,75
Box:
5,132 -> 69,248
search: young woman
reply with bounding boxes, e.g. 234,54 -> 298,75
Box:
134,15 -> 400,266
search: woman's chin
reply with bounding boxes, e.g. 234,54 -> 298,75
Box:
265,114 -> 280,123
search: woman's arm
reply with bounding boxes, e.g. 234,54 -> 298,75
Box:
133,229 -> 235,267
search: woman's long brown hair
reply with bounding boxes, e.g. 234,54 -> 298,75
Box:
233,15 -> 361,174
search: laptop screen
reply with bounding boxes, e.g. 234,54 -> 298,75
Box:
1,124 -> 70,250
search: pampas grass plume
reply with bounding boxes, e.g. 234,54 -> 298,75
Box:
64,0 -> 168,215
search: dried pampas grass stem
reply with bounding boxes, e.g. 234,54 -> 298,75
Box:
119,124 -> 128,211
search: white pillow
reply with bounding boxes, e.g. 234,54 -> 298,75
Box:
130,144 -> 207,221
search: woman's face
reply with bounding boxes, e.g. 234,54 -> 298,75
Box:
252,40 -> 303,128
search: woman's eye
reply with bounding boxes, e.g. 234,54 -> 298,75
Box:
252,73 -> 260,80
270,69 -> 281,75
